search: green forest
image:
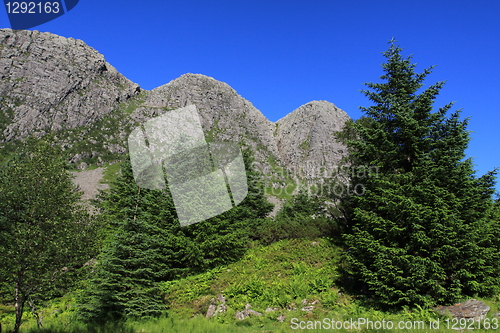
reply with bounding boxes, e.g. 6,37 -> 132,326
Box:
1,42 -> 499,333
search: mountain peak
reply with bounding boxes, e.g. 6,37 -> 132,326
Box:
0,28 -> 141,141
276,100 -> 344,123
274,100 -> 350,181
130,72 -> 281,172
152,73 -> 235,94
1,29 -> 350,194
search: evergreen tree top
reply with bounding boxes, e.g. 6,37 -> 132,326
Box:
347,40 -> 469,175
339,41 -> 500,308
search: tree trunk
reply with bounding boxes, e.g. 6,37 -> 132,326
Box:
29,298 -> 43,329
13,282 -> 25,333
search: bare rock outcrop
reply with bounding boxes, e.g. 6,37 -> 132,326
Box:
70,167 -> 109,201
1,29 -> 351,196
435,299 -> 490,321
0,28 -> 140,142
205,294 -> 227,318
235,303 -> 263,320
131,73 -> 282,175
205,298 -> 217,318
275,100 -> 350,182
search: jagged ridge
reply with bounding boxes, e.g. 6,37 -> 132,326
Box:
0,29 -> 350,194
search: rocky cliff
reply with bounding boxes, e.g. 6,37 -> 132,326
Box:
129,73 -> 283,176
275,100 -> 350,182
0,29 -> 350,197
0,29 -> 140,142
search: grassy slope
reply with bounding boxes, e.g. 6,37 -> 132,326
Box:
1,238 -> 500,332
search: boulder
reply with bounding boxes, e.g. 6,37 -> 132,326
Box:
205,298 -> 217,318
434,299 -> 490,321
206,294 -> 227,318
235,303 -> 263,320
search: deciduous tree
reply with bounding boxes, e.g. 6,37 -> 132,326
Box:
0,139 -> 96,332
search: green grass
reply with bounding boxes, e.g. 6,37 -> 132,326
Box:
4,308 -> 500,333
1,315 -> 293,333
265,161 -> 297,199
265,183 -> 296,201
262,154 -> 300,201
0,103 -> 15,134
118,91 -> 147,114
205,120 -> 221,142
161,238 -> 341,317
299,136 -> 310,151
3,238 -> 500,333
100,162 -> 122,187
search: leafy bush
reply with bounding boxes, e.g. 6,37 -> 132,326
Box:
252,190 -> 336,244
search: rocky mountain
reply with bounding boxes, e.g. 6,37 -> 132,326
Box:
0,29 -> 140,142
129,73 -> 282,176
275,101 -> 350,183
0,28 -> 350,200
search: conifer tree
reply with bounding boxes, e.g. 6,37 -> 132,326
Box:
339,41 -> 500,307
77,148 -> 272,322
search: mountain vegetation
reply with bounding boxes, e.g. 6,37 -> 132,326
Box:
76,150 -> 273,323
0,139 -> 97,333
0,30 -> 499,332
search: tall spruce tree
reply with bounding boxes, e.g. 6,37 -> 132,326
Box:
77,148 -> 272,322
339,41 -> 500,308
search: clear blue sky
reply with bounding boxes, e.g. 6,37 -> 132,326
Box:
2,0 -> 499,191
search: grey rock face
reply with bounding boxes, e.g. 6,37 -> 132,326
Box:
275,100 -> 350,182
435,299 -> 490,321
130,76 -> 351,191
205,294 -> 227,318
265,307 -> 279,312
131,73 -> 281,174
70,167 -> 109,201
205,298 -> 217,318
235,303 -> 262,320
0,29 -> 351,194
0,29 -> 140,141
